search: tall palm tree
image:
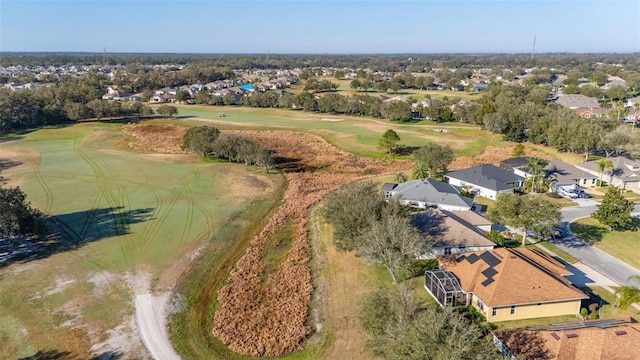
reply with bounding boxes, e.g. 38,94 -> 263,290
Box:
527,157 -> 547,193
615,275 -> 640,309
596,158 -> 613,187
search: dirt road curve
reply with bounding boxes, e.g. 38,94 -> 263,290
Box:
135,292 -> 181,360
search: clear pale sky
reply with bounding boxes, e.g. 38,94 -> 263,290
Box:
1,0 -> 639,53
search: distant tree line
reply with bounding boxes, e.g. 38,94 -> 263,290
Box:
3,53 -> 639,74
182,126 -> 273,172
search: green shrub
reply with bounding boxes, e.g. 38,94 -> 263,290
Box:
580,307 -> 589,317
465,305 -> 487,323
485,230 -> 505,247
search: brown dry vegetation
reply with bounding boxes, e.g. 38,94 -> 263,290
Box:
211,130 -> 411,356
122,123 -> 187,153
449,145 -> 550,170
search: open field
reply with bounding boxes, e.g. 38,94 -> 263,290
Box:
0,123 -> 280,358
570,217 -> 640,269
170,104 -> 501,158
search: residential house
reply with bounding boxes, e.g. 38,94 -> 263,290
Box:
381,178 -> 473,211
554,94 -> 600,109
154,87 -> 178,96
624,110 -> 640,124
600,76 -> 627,90
575,107 -> 608,119
472,83 -> 488,93
544,160 -> 599,190
102,91 -> 140,102
412,210 -> 496,257
499,157 -> 533,178
576,156 -> 640,190
150,94 -> 175,103
425,248 -> 588,322
626,95 -> 640,108
494,318 -> 640,360
444,164 -> 525,200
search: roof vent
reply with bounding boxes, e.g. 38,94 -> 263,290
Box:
566,333 -> 578,338
550,333 -> 560,340
615,330 -> 628,336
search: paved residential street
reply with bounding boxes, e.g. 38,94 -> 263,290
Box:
552,204 -> 640,287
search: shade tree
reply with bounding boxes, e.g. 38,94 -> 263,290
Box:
591,186 -> 634,231
488,193 -> 561,246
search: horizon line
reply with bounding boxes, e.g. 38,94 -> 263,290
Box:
1,51 -> 640,56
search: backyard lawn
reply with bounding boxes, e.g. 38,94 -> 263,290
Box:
570,217 -> 640,269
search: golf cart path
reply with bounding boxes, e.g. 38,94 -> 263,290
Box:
135,292 -> 181,360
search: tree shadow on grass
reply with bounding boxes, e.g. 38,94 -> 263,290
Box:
1,207 -> 154,266
569,222 -> 607,245
19,350 -> 123,360
395,145 -> 421,156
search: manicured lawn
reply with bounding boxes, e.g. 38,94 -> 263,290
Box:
570,217 -> 640,269
580,286 -> 640,318
0,123 -> 281,358
171,105 -> 502,159
471,196 -> 495,212
532,241 -> 578,264
539,194 -> 578,207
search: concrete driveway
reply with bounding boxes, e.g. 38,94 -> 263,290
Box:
571,197 -> 598,207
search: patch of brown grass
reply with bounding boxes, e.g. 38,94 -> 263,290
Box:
122,123 -> 187,154
211,130 -> 408,357
450,145 -> 550,170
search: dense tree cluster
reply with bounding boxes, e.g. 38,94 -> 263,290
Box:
302,77 -> 338,92
0,75 -> 153,134
0,184 -> 45,237
360,286 -> 499,359
182,126 -> 273,172
323,181 -> 430,283
3,53 -> 640,75
413,143 -> 454,179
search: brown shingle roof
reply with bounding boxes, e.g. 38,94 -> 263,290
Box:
441,248 -> 587,307
496,321 -> 640,360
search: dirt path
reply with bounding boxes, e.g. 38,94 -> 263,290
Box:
135,292 -> 181,360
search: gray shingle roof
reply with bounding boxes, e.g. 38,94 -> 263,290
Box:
445,164 -> 524,192
386,178 -> 473,208
543,160 -> 597,184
